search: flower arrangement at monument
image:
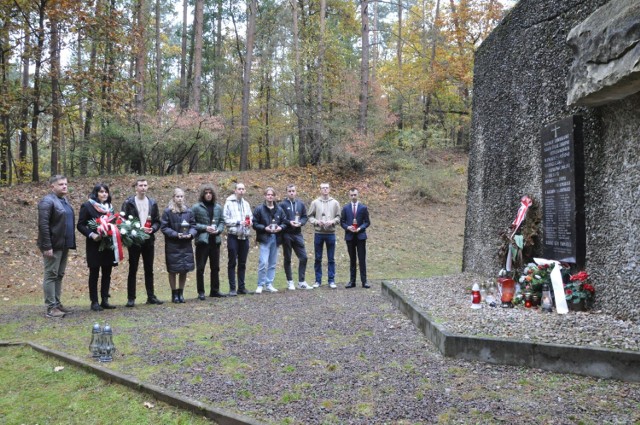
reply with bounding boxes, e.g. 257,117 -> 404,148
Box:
563,270 -> 595,310
520,262 -> 554,295
88,212 -> 149,252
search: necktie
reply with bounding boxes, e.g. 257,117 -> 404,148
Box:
352,204 -> 357,218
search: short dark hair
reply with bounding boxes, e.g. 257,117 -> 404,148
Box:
89,183 -> 112,205
134,177 -> 147,187
49,175 -> 66,185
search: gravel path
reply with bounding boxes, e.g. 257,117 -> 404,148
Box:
2,277 -> 640,424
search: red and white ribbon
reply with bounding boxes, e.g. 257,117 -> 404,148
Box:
97,214 -> 123,263
511,195 -> 532,238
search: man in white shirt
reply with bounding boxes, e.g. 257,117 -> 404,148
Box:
223,182 -> 253,296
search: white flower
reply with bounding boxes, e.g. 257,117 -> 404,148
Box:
134,222 -> 141,228
125,221 -> 131,226
128,215 -> 133,220
131,230 -> 137,237
534,275 -> 541,279
120,211 -> 125,216
121,229 -> 128,235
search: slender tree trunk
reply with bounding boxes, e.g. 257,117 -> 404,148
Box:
18,17 -> 30,181
422,0 -> 440,133
213,0 -> 223,114
0,20 -> 10,183
50,7 -> 61,175
311,0 -> 326,165
371,0 -> 378,88
83,0 -> 100,176
179,0 -> 188,109
134,0 -> 146,114
239,0 -> 257,171
396,0 -> 403,130
30,0 -> 47,182
357,0 -> 369,134
290,0 -> 306,166
155,0 -> 161,111
191,0 -> 203,112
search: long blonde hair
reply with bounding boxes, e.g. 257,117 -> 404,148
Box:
168,188 -> 188,213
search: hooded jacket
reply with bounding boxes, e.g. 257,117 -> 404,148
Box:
307,196 -> 341,234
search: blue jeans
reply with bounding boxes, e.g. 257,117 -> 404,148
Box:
257,234 -> 278,287
314,233 -> 336,284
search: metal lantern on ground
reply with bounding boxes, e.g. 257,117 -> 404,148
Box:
89,322 -> 102,358
99,323 -> 116,362
541,284 -> 553,313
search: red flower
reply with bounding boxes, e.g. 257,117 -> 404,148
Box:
96,218 -> 102,224
116,218 -> 122,225
107,230 -> 113,236
570,271 -> 589,282
565,289 -> 572,295
583,283 -> 595,293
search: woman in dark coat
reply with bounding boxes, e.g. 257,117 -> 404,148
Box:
77,183 -> 118,311
161,188 -> 197,303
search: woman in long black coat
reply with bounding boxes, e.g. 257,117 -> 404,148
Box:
77,183 -> 118,311
161,188 -> 197,303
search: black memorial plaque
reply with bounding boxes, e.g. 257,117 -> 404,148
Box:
540,116 -> 585,267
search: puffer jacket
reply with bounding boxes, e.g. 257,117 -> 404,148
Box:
192,201 -> 225,245
37,194 -> 76,251
160,207 -> 197,273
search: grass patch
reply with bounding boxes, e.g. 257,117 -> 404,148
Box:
0,346 -> 213,425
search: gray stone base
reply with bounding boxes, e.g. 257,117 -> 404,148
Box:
381,281 -> 640,382
0,341 -> 264,425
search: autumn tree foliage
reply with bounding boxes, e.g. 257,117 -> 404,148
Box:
0,0 -> 509,184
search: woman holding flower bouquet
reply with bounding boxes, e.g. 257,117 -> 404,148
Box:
161,188 -> 197,303
77,183 -> 118,311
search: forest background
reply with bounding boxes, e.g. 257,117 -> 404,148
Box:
0,0 -> 510,184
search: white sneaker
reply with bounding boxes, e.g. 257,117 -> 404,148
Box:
255,286 -> 263,294
298,282 -> 312,290
329,282 -> 337,289
312,282 -> 321,288
266,285 -> 278,293
287,281 -> 296,290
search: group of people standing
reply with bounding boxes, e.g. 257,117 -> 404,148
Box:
37,175 -> 370,318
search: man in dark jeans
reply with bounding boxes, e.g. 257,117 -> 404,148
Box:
37,175 -> 76,318
192,183 -> 225,299
223,182 -> 253,296
121,178 -> 163,307
279,184 -> 312,290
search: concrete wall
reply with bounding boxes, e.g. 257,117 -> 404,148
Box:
463,0 -> 640,320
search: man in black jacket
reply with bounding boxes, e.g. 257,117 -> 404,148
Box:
37,175 -> 76,318
253,187 -> 286,293
121,178 -> 163,307
279,184 -> 311,290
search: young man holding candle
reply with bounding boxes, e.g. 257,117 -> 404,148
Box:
279,184 -> 311,290
223,182 -> 253,296
307,183 -> 341,289
192,183 -> 225,299
252,187 -> 286,293
121,178 -> 163,307
340,188 -> 370,288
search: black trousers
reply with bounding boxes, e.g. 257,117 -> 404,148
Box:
196,242 -> 221,294
282,233 -> 307,282
89,265 -> 113,303
227,235 -> 249,291
127,241 -> 156,300
346,238 -> 367,284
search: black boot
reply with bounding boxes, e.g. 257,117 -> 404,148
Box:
178,288 -> 185,303
172,289 -> 180,303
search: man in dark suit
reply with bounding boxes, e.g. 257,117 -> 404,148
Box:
340,188 -> 370,288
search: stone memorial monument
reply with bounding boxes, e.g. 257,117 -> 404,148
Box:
463,0 -> 640,321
